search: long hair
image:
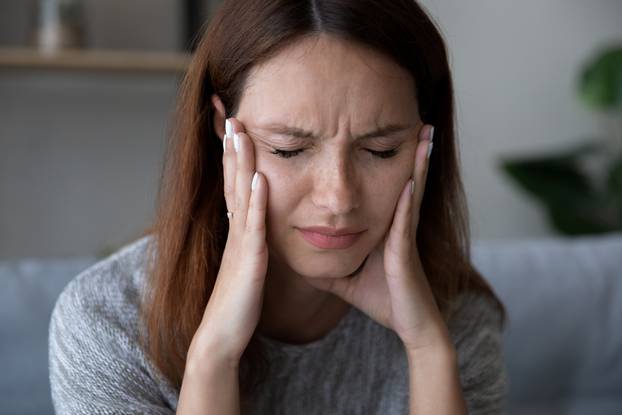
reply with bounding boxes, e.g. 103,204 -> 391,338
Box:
139,0 -> 507,401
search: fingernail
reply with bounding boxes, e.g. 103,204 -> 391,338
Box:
427,141 -> 434,159
429,126 -> 435,143
234,133 -> 240,153
410,179 -> 415,195
225,118 -> 233,139
251,171 -> 259,191
223,133 -> 227,152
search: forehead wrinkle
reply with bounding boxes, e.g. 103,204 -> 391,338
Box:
254,121 -> 415,142
238,36 -> 419,143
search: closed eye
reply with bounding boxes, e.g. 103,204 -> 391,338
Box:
270,148 -> 399,159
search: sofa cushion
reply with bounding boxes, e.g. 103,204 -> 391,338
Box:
1,232 -> 621,414
0,257 -> 96,415
472,231 -> 622,412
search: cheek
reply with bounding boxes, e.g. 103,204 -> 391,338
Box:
259,164 -> 297,229
366,179 -> 401,220
365,166 -> 411,221
254,153 -> 288,197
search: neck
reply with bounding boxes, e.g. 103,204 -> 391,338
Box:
257,255 -> 351,344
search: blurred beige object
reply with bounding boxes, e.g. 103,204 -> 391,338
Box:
30,0 -> 86,52
0,47 -> 191,73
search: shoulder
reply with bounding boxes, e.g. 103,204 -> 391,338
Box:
48,235 -> 176,413
51,235 -> 153,329
446,290 -> 505,372
446,290 -> 508,414
447,290 -> 504,344
49,234 -> 155,362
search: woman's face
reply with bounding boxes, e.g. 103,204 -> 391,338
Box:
230,34 -> 422,279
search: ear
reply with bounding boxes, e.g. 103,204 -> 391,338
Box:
211,93 -> 226,142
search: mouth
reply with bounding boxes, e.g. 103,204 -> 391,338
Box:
297,228 -> 366,249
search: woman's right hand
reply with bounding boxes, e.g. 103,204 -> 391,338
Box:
186,117 -> 269,371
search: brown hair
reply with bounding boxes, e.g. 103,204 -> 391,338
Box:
139,0 -> 507,401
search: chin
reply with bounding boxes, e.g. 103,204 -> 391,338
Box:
296,252 -> 368,279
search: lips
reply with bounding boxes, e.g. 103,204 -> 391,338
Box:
298,228 -> 365,249
298,226 -> 365,236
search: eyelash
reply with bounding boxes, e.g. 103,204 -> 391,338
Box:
270,148 -> 399,159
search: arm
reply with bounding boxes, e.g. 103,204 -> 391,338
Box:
407,292 -> 508,415
406,329 -> 469,415
176,355 -> 240,414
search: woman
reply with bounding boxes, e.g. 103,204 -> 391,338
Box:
49,0 -> 508,413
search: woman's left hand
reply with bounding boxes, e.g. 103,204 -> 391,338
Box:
303,124 -> 451,353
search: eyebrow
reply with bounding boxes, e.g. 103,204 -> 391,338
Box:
259,123 -> 414,141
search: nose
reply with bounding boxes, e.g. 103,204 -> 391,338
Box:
310,150 -> 360,215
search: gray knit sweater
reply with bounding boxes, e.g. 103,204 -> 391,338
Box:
49,236 -> 508,414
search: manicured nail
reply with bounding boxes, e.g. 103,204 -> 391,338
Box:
251,171 -> 259,190
233,133 -> 240,153
429,126 -> 435,143
410,179 -> 415,194
225,119 -> 233,138
427,141 -> 434,159
223,133 -> 227,152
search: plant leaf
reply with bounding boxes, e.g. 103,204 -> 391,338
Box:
499,155 -> 596,208
578,45 -> 622,111
607,155 -> 622,222
607,155 -> 622,193
548,204 -> 614,235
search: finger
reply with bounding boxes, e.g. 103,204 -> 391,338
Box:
224,117 -> 246,213
418,129 -> 433,210
246,171 -> 268,251
384,127 -> 433,260
227,117 -> 246,136
223,132 -> 236,214
412,125 -> 433,225
231,128 -> 256,231
386,177 -> 415,258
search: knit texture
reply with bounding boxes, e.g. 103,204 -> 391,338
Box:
49,236 -> 508,414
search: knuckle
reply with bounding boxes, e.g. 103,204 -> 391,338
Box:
246,218 -> 266,234
224,182 -> 234,198
236,193 -> 245,212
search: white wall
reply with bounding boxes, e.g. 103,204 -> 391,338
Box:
0,0 -> 185,258
0,73 -> 177,258
418,0 -> 622,240
1,0 -> 622,258
0,0 -> 183,51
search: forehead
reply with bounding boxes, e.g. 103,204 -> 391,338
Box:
237,35 -> 418,126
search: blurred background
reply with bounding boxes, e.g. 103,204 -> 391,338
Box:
1,1 -> 621,414
1,0 -> 621,258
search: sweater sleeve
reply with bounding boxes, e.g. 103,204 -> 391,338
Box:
48,276 -> 175,415
449,292 -> 508,415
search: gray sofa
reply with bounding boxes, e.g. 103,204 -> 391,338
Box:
1,232 -> 621,414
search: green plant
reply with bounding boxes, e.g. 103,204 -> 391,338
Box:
499,44 -> 622,235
